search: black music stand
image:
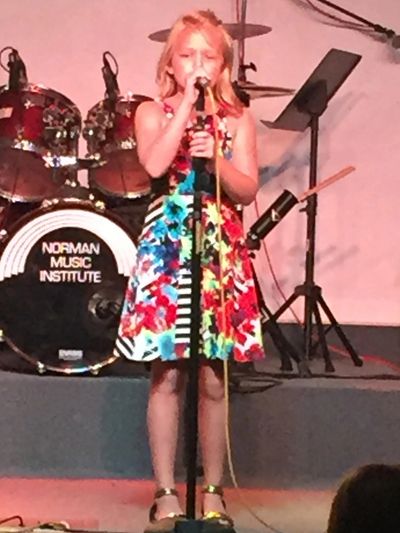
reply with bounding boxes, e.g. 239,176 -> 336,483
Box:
261,48 -> 363,372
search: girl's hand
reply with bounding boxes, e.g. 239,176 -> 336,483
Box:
182,68 -> 209,106
189,130 -> 215,159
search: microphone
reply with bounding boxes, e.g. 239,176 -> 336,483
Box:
88,290 -> 122,324
192,76 -> 207,179
102,51 -> 120,105
8,49 -> 27,92
94,299 -> 121,320
194,78 -> 206,125
195,76 -> 210,90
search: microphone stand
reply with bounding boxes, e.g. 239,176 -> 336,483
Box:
102,51 -> 120,109
7,49 -> 27,92
313,0 -> 400,47
180,85 -> 236,533
177,85 -> 208,533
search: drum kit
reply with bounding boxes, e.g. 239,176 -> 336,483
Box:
0,23 -> 294,376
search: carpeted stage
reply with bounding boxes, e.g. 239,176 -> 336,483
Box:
0,325 -> 400,533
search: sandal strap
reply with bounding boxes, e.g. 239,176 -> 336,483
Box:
154,487 -> 179,499
149,489 -> 182,524
202,511 -> 234,527
201,485 -> 231,524
201,484 -> 224,496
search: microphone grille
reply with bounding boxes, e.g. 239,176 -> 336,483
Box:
196,76 -> 209,88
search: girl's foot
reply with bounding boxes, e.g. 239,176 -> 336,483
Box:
153,489 -> 184,520
144,488 -> 186,533
201,485 -> 234,530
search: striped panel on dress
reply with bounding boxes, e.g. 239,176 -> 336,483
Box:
115,195 -> 197,359
175,267 -> 192,344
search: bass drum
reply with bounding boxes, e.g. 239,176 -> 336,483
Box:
0,199 -> 139,374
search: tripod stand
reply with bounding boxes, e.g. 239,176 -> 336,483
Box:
245,221 -> 311,376
262,49 -> 364,372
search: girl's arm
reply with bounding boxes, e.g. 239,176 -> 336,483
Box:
135,71 -> 204,178
134,99 -> 192,178
217,108 -> 259,205
189,107 -> 259,205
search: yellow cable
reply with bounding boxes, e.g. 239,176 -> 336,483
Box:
205,87 -> 285,533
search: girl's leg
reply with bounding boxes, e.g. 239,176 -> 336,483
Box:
147,360 -> 186,518
198,360 -> 227,514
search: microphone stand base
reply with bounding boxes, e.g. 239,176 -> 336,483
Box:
175,520 -> 236,533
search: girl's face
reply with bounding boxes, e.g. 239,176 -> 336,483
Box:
169,28 -> 224,91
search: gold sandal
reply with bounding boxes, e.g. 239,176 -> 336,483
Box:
201,485 -> 235,531
144,488 -> 186,533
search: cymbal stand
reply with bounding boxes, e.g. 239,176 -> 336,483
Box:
232,0 -> 257,106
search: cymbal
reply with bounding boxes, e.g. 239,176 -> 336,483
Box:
236,81 -> 295,99
148,23 -> 272,43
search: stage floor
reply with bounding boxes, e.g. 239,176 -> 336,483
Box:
1,328 -> 400,533
0,478 -> 333,533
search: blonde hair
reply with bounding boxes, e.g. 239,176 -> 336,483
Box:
156,9 -> 243,117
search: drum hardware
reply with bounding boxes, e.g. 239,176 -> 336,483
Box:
42,156 -> 108,202
229,4 -> 295,105
40,193 -> 96,209
102,51 -> 120,107
83,52 -> 152,199
4,47 -> 27,92
313,0 -> 400,49
42,155 -> 107,172
88,286 -> 123,324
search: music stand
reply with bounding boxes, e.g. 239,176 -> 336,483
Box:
261,48 -> 363,372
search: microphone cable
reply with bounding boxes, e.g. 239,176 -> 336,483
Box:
206,86 -> 287,533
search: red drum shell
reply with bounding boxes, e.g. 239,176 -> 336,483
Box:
84,94 -> 151,199
0,83 -> 81,202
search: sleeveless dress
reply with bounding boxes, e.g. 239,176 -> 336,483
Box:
114,102 -> 265,362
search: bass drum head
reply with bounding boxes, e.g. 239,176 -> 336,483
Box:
0,200 -> 137,374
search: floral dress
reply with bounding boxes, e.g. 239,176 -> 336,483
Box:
114,102 -> 265,362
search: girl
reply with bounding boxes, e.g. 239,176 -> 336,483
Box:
114,9 -> 265,532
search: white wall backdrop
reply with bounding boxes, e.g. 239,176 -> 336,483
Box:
1,0 -> 399,325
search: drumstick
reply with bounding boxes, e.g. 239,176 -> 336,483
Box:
299,166 -> 356,202
247,165 -> 356,248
